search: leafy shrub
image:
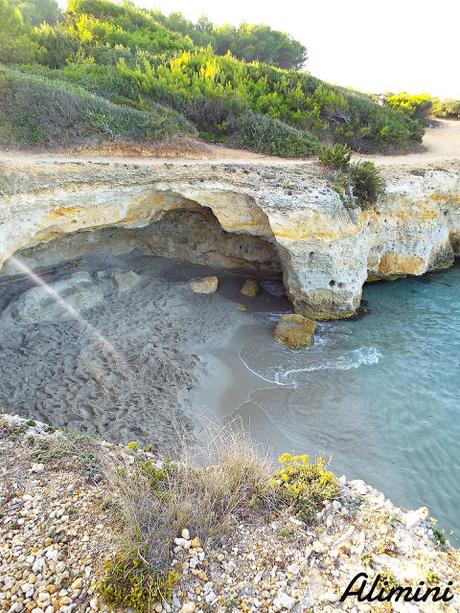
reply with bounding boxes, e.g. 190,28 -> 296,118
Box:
385,92 -> 433,125
431,98 -> 460,119
233,113 -> 320,157
0,65 -> 195,148
99,552 -> 179,612
349,161 -> 386,207
0,0 -> 42,64
318,144 -> 385,208
318,143 -> 352,171
3,0 -> 427,153
269,453 -> 339,523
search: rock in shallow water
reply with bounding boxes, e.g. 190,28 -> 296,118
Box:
273,313 -> 316,349
189,276 -> 218,294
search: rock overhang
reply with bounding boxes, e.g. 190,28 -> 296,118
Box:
0,158 -> 459,320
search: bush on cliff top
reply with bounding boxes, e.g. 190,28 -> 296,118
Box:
319,143 -> 386,209
0,65 -> 195,148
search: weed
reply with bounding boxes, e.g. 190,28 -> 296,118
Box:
269,453 -> 339,523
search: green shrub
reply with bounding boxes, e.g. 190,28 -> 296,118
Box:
385,92 -> 433,125
99,551 -> 179,612
349,161 -> 386,207
318,144 -> 385,208
431,98 -> 460,119
318,143 -> 352,171
0,0 -> 42,64
269,453 -> 339,523
233,113 -> 320,157
2,0 -> 427,153
0,65 -> 195,148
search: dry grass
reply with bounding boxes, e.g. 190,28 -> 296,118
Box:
103,422 -> 275,571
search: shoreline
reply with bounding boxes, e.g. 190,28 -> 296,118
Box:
1,412 -> 459,613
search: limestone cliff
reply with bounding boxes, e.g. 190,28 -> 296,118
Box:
0,158 -> 459,319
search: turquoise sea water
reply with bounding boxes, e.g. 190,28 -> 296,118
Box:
198,264 -> 460,544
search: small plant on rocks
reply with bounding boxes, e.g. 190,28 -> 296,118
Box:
269,453 -> 339,523
318,143 -> 352,172
318,144 -> 385,209
99,551 -> 179,612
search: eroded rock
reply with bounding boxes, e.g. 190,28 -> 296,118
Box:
1,159 -> 459,319
240,278 -> 261,297
189,276 -> 218,294
273,313 -> 316,349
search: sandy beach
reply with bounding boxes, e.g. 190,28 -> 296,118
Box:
0,254 -> 257,450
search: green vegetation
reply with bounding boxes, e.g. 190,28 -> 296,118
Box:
0,0 -> 425,153
233,113 -> 320,157
433,528 -> 448,546
431,98 -> 460,119
319,144 -> 386,208
383,91 -> 460,123
385,92 -> 433,125
99,552 -> 179,612
349,161 -> 386,206
99,427 -> 274,610
318,142 -> 352,171
0,65 -> 195,148
269,453 -> 339,523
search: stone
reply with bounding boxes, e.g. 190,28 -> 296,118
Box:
273,591 -> 295,610
273,314 -> 316,349
11,272 -> 105,323
405,506 -> 429,528
31,464 -> 45,474
2,160 -> 460,320
189,276 -> 218,294
190,536 -> 201,548
286,563 -> 299,576
181,528 -> 190,540
180,603 -> 196,613
240,279 -> 261,297
111,271 -> 141,292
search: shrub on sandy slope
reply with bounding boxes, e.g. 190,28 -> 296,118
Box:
232,113 -> 320,157
0,65 -> 195,148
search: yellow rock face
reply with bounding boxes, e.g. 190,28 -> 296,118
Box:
377,253 -> 425,275
273,314 -> 316,349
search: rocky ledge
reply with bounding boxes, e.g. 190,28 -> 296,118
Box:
0,158 -> 459,319
1,414 -> 459,613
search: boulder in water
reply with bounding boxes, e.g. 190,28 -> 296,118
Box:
189,276 -> 218,294
273,313 -> 316,349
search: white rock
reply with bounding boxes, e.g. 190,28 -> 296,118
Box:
286,563 -> 299,576
31,463 -> 45,474
180,603 -> 196,613
320,591 -> 341,603
405,506 -> 429,529
181,528 -> 190,540
273,591 -> 295,611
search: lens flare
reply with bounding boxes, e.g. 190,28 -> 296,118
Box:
7,255 -> 131,376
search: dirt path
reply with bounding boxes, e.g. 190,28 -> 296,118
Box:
0,119 -> 458,167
